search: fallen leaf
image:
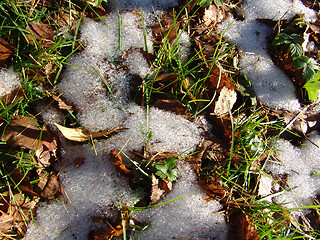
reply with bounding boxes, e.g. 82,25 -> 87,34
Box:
153,73 -> 182,94
306,210 -> 320,231
155,73 -> 182,82
109,151 -> 132,175
257,174 -> 273,197
153,99 -> 187,115
0,86 -> 24,105
203,4 -> 231,26
283,111 -> 308,135
41,172 -> 61,201
52,94 -> 74,112
229,209 -> 259,240
0,192 -> 10,213
0,212 -> 14,233
0,37 -> 16,67
73,157 -> 85,167
25,22 -> 55,48
8,194 -> 38,235
6,167 -> 39,197
150,174 -> 172,205
88,203 -> 132,240
213,86 -> 237,116
55,123 -> 125,142
207,64 -> 234,92
152,13 -> 181,43
55,7 -> 77,28
1,115 -> 57,167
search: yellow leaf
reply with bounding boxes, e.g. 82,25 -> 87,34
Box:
55,123 -> 125,142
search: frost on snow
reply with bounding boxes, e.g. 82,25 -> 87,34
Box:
218,0 -> 316,111
24,2 -> 228,240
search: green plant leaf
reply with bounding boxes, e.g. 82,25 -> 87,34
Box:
271,33 -> 291,45
197,0 -> 212,6
303,65 -> 316,80
214,0 -> 224,6
289,43 -> 303,57
290,33 -> 303,44
304,70 -> 320,100
153,157 -> 178,181
303,58 -> 319,80
293,57 -> 319,80
237,74 -> 257,105
94,0 -> 102,7
307,58 -> 319,72
292,56 -> 308,69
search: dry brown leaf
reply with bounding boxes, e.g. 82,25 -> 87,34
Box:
55,7 -> 77,28
8,194 -> 38,235
0,193 -> 10,213
207,64 -> 234,92
153,99 -> 187,115
6,167 -> 39,197
213,86 -> 237,116
109,151 -> 132,175
0,37 -> 16,67
152,13 -> 181,43
155,73 -> 182,82
35,170 -> 61,201
1,115 -> 57,167
0,212 -> 15,233
52,94 -> 74,112
203,4 -> 231,26
25,22 -> 55,48
55,123 -> 125,142
150,174 -> 172,205
88,203 -> 131,240
41,172 -> 61,201
0,86 -> 24,106
257,174 -> 273,197
236,212 -> 259,240
73,157 -> 85,167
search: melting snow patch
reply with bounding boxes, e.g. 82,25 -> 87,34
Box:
0,68 -> 20,97
134,163 -> 228,240
265,134 -> 320,215
243,0 -> 317,22
218,0 -> 317,111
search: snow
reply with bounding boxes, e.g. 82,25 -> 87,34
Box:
218,0 -> 317,111
24,2 -> 227,239
0,68 -> 20,98
105,0 -> 179,12
243,0 -> 317,22
134,163 -> 228,240
265,134 -> 320,214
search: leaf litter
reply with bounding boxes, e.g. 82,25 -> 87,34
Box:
1,0 -> 320,239
1,115 -> 57,168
